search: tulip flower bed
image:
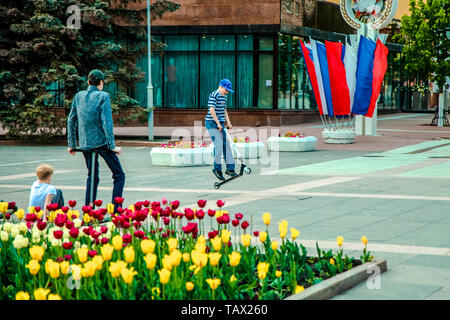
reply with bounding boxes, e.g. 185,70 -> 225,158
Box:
0,199 -> 372,300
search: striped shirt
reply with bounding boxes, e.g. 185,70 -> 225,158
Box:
205,90 -> 227,122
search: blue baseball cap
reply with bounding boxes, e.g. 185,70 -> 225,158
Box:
219,79 -> 234,93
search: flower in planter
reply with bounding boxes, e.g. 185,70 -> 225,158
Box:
294,285 -> 305,294
26,259 -> 40,275
206,278 -> 221,290
29,245 -> 45,261
262,212 -> 271,226
15,292 -> 30,300
186,281 -> 195,291
290,228 -> 300,240
337,236 -> 344,247
34,288 -> 50,300
241,234 -> 251,247
257,262 -> 270,280
259,231 -> 267,243
158,268 -> 171,284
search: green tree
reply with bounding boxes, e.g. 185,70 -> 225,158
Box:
395,0 -> 449,91
0,0 -> 179,139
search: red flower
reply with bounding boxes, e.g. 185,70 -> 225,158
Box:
142,200 -> 151,208
184,208 -> 195,220
37,220 -> 47,231
82,206 -> 92,213
253,231 -> 259,237
65,221 -> 74,230
216,200 -> 225,208
207,209 -> 216,217
26,221 -> 32,229
5,213 -> 10,220
100,226 -> 108,234
182,222 -> 198,234
69,228 -> 80,238
8,202 -> 16,209
61,206 -> 69,213
123,234 -> 132,244
63,242 -> 73,250
235,213 -> 243,220
68,200 -> 77,208
114,197 -> 124,205
134,201 -> 143,211
133,221 -> 141,229
134,230 -> 145,239
56,257 -> 64,263
197,200 -> 207,208
53,230 -> 63,239
170,200 -> 180,210
25,213 -> 37,223
208,230 -> 220,239
195,210 -> 205,220
117,207 -> 125,215
163,217 -> 170,225
93,199 -> 103,207
88,250 -> 97,258
64,255 -> 72,261
46,203 -> 58,212
232,219 -> 239,227
54,214 -> 67,227
221,214 -> 230,224
101,237 -> 109,245
82,227 -> 92,235
241,220 -> 249,230
161,198 -> 168,205
34,206 -> 41,213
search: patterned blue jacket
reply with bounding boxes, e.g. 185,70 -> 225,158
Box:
67,85 -> 116,150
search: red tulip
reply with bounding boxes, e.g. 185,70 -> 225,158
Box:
68,200 -> 77,208
65,221 -> 74,230
64,255 -> 72,261
197,200 -> 207,208
184,208 -> 195,220
170,200 -> 180,210
93,199 -> 103,207
82,206 -> 92,213
69,227 -> 79,238
53,230 -> 63,239
88,250 -> 97,258
5,213 -> 10,220
161,198 -> 168,205
37,220 -> 47,231
54,214 -> 67,227
241,220 -> 249,230
235,213 -> 243,220
101,237 -> 109,245
114,197 -> 124,205
207,209 -> 216,217
26,222 -> 32,229
63,242 -> 73,250
25,213 -> 37,223
195,209 -> 205,220
34,206 -> 41,213
100,226 -> 108,234
134,230 -> 145,239
8,202 -> 16,209
208,230 -> 219,239
123,234 -> 132,244
142,200 -> 150,208
61,206 -> 69,213
253,231 -> 259,237
56,257 -> 64,263
163,217 -> 170,225
216,200 -> 225,208
221,214 -> 230,224
82,227 -> 92,235
232,219 -> 239,227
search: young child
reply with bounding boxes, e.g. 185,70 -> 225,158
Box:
29,164 -> 64,215
205,79 -> 237,180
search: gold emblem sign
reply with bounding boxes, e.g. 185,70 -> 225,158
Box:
340,0 -> 398,30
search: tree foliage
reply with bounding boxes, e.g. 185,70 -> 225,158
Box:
395,0 -> 449,91
0,0 -> 180,139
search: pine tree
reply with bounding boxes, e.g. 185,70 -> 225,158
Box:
0,0 -> 180,139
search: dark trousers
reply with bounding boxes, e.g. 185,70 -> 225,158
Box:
51,189 -> 64,208
83,145 -> 125,207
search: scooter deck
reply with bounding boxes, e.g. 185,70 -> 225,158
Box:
213,165 -> 251,189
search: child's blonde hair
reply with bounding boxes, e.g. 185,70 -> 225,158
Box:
36,164 -> 54,181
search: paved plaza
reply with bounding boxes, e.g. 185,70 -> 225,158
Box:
1,112 -> 450,299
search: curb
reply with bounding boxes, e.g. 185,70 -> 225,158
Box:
0,139 -> 164,148
284,259 -> 387,300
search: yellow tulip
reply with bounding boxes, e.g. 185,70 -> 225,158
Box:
167,238 -> 178,253
60,261 -> 70,275
330,258 -> 335,265
258,269 -> 267,280
230,275 -> 237,282
121,267 -> 138,284
191,250 -> 208,268
259,231 -> 267,243
337,236 -> 344,247
221,229 -> 231,244
186,281 -> 195,291
171,249 -> 182,267
271,241 -> 279,251
262,212 -> 271,226
257,262 -> 269,273
208,252 -> 222,267
275,270 -> 282,278
194,242 -> 206,253
162,254 -> 174,271
71,264 -> 82,281
29,245 -> 45,262
128,205 -> 135,212
107,203 -> 115,214
28,206 -> 35,214
44,259 -> 54,274
77,248 -> 88,263
291,228 -> 300,240
81,261 -> 96,278
124,246 -> 135,264
295,285 -> 305,294
182,253 -> 190,263
15,209 -> 25,220
34,288 -> 50,300
144,253 -> 157,269
158,268 -> 171,284
48,294 -> 62,300
36,210 -> 44,219
112,235 -> 123,251
109,260 -> 127,278
15,291 -> 30,300
83,213 -> 90,224
92,255 -> 104,271
279,220 -> 288,239
140,239 -> 156,254
228,251 -> 241,267
101,243 -> 114,261
241,234 -> 251,247
26,259 -> 40,275
206,278 -> 221,290
210,236 -> 222,252
361,236 -> 368,246
0,202 -> 7,214
47,260 -> 60,279
196,235 -> 206,245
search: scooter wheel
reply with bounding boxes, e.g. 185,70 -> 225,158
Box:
244,167 -> 251,174
214,182 -> 221,189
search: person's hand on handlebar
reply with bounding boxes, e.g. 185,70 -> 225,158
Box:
68,148 -> 75,156
112,147 -> 122,155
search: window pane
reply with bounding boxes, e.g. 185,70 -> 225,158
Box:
278,52 -> 291,109
164,35 -> 198,51
291,37 -> 304,109
237,35 -> 253,50
200,53 -> 235,108
278,34 -> 291,52
135,53 -> 163,107
258,53 -> 273,109
259,36 -> 273,51
164,53 -> 198,108
237,53 -> 253,108
201,35 -> 235,51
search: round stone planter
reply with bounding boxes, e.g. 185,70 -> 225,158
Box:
267,136 -> 317,152
322,130 -> 356,144
150,147 -> 213,167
